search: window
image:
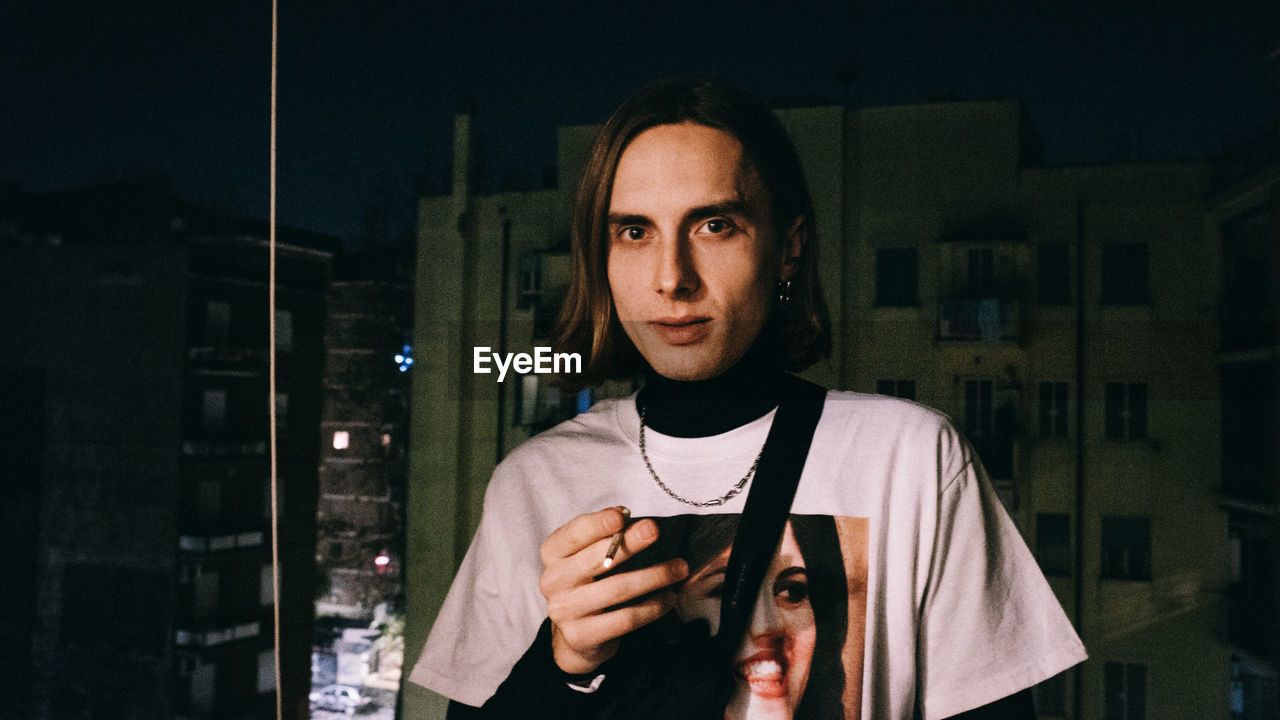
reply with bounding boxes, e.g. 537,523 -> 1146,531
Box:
1105,382 -> 1148,440
1034,672 -> 1068,718
260,564 -> 275,606
875,248 -> 918,307
1038,243 -> 1071,305
963,378 -> 1015,480
194,568 -> 219,617
1101,242 -> 1150,305
1039,381 -> 1069,437
967,247 -> 994,295
274,393 -> 289,432
518,254 -> 543,309
518,376 -> 539,426
964,379 -> 994,440
1104,662 -> 1147,720
205,300 -> 231,345
201,389 -> 227,435
332,431 -> 350,450
1101,516 -> 1151,580
197,480 -> 221,523
257,650 -> 276,693
1035,513 -> 1071,576
876,379 -> 917,401
274,309 -> 294,352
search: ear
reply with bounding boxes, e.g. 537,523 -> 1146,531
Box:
779,216 -> 807,281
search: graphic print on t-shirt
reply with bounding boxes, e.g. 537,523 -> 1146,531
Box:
631,514 -> 868,720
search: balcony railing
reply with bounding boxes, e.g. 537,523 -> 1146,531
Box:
938,298 -> 1020,342
178,530 -> 264,554
174,621 -> 261,649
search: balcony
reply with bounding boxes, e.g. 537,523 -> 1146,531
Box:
174,621 -> 261,649
178,530 -> 265,554
938,297 -> 1020,342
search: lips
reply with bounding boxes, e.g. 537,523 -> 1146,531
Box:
736,652 -> 787,699
649,316 -> 711,345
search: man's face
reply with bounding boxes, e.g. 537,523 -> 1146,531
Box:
606,123 -> 801,381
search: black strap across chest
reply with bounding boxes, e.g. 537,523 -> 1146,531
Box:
713,373 -> 827,659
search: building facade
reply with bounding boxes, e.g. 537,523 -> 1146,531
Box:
1212,117 -> 1280,720
312,248 -> 414,700
405,101 -> 1229,720
0,183 -> 334,719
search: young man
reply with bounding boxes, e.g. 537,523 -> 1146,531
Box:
410,80 -> 1086,719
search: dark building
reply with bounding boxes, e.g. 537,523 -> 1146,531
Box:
313,247 -> 413,686
1212,61 -> 1280,720
0,181 -> 336,719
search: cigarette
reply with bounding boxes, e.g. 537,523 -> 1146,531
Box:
602,507 -> 631,569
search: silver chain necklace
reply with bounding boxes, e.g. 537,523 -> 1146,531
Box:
638,405 -> 765,507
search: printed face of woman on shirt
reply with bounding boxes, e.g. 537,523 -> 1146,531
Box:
676,522 -> 817,720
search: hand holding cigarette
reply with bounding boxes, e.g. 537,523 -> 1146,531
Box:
537,506 -> 689,675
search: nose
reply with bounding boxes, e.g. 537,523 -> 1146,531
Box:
748,580 -> 782,637
653,236 -> 699,297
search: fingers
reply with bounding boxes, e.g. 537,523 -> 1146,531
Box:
545,557 -> 689,622
541,506 -> 629,564
547,560 -> 688,675
538,508 -> 690,674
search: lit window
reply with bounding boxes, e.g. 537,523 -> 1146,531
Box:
332,431 -> 349,450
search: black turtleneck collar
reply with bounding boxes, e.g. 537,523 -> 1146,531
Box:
636,320 -> 786,438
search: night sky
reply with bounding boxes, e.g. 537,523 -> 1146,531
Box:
3,0 -> 1276,242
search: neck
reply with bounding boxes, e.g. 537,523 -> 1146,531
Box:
638,334 -> 785,438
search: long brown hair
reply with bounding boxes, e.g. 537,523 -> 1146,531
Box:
553,79 -> 831,390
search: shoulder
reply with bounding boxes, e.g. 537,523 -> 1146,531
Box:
482,396 -> 634,506
819,390 -> 960,442
501,396 -> 632,466
811,390 -> 973,482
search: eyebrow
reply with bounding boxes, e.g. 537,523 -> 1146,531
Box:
606,200 -> 754,229
774,566 -> 806,583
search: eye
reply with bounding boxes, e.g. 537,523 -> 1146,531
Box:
698,218 -> 734,236
618,226 -> 647,242
773,571 -> 809,606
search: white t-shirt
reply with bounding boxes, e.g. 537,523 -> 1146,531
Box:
410,390 -> 1087,719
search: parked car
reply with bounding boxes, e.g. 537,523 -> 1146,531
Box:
308,684 -> 372,714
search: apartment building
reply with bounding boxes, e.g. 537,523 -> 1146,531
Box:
0,182 -> 334,719
1212,117 -> 1280,720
